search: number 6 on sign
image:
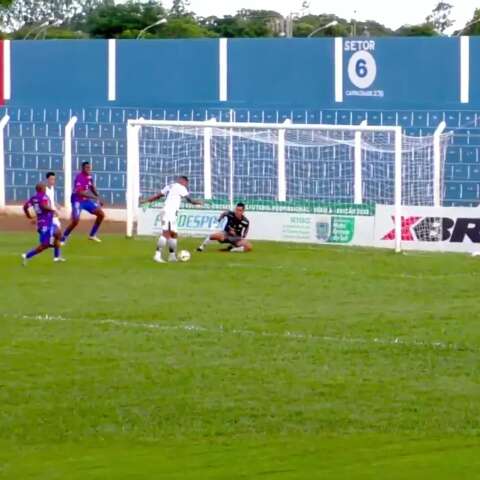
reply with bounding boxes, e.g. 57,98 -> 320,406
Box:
348,51 -> 377,89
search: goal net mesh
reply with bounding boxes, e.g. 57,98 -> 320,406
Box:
137,124 -> 451,210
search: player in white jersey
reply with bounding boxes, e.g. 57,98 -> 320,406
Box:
140,176 -> 203,263
45,172 -> 61,229
44,171 -> 66,262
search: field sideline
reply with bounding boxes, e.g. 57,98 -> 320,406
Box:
1,232 -> 480,479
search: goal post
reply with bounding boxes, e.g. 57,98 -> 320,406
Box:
126,119 -> 449,252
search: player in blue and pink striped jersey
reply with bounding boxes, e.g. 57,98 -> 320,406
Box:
61,161 -> 105,244
21,183 -> 65,265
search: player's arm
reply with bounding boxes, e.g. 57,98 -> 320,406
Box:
23,200 -> 33,220
185,196 -> 203,206
217,210 -> 229,222
78,189 -> 98,201
242,222 -> 250,239
139,192 -> 165,205
40,199 -> 56,214
89,184 -> 104,205
75,179 -> 98,201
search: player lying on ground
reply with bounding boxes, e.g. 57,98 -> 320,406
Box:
45,171 -> 62,231
62,161 -> 105,244
22,182 -> 66,265
197,203 -> 252,253
140,176 -> 203,263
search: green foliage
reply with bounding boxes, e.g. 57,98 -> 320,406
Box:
459,8 -> 480,36
1,233 -> 480,477
155,18 -> 215,39
169,0 -> 192,18
426,2 -> 454,34
0,0 -> 467,39
206,11 -> 278,38
83,0 -> 166,39
395,23 -> 439,36
293,14 -> 392,38
12,25 -> 86,39
1,0 -> 105,31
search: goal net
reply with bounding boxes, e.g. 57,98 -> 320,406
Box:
126,119 -> 450,251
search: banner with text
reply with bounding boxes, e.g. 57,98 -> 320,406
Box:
137,207 -> 374,246
375,205 -> 480,253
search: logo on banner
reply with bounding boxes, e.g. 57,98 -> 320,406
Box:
382,216 -> 480,243
315,221 -> 330,241
315,216 -> 355,244
344,40 -> 384,98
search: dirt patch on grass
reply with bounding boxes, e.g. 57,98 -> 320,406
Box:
0,213 -> 125,234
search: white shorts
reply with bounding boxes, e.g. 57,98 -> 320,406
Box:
161,210 -> 178,233
53,217 -> 61,228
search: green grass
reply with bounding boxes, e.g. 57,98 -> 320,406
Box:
1,232 -> 480,479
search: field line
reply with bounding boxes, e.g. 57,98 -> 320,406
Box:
4,313 -> 470,352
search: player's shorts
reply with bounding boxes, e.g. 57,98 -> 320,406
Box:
52,217 -> 61,228
220,234 -> 242,246
38,224 -> 59,246
161,210 -> 178,233
71,199 -> 99,220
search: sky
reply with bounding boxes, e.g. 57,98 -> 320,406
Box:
119,0 -> 478,32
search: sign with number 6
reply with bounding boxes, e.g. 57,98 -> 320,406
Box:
348,51 -> 377,89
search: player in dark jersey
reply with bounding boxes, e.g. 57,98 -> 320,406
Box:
61,161 -> 105,244
197,202 -> 252,253
21,182 -> 65,265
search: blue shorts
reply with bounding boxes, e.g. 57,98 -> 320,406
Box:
38,224 -> 59,246
71,199 -> 99,220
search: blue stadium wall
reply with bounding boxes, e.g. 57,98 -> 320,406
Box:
3,37 -> 474,108
2,37 -> 480,206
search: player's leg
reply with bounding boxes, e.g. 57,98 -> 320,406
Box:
230,238 -> 253,253
52,225 -> 66,262
51,220 -> 63,260
167,231 -> 179,262
153,212 -> 174,263
197,232 -> 225,252
62,201 -> 81,244
21,244 -> 49,265
88,203 -> 105,242
22,229 -> 52,265
159,214 -> 179,262
154,231 -> 167,263
167,226 -> 178,262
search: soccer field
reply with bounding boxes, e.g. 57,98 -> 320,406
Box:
1,232 -> 480,479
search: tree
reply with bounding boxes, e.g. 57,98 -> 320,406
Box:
82,1 -> 166,38
395,23 -> 438,36
206,10 -> 281,38
292,14 -> 391,37
356,20 -> 393,37
0,0 -> 13,7
300,1 -> 310,16
426,2 -> 454,34
153,18 -> 214,39
1,0 -> 106,31
458,8 -> 480,36
169,0 -> 191,18
12,24 -> 86,38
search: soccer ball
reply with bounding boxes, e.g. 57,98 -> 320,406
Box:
178,250 -> 191,262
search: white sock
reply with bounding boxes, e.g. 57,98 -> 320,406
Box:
200,236 -> 211,248
167,238 -> 177,254
230,246 -> 245,253
157,236 -> 167,252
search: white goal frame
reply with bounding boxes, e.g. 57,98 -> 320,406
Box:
126,119 -> 447,252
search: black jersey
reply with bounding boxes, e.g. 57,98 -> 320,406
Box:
223,211 -> 250,238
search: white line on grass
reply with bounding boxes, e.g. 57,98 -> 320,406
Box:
97,319 -> 463,351
5,313 -> 470,352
